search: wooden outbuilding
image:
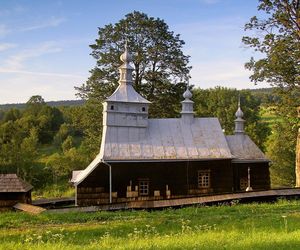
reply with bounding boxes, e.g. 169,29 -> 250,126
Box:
71,48 -> 270,206
0,174 -> 33,210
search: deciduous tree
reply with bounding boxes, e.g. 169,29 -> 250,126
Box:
242,0 -> 300,186
76,11 -> 191,155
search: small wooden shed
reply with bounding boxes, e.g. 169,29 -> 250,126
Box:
0,174 -> 33,210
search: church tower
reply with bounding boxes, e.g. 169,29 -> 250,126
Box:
102,47 -> 151,129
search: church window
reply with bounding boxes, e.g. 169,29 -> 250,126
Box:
110,105 -> 114,110
198,170 -> 210,188
138,179 -> 149,196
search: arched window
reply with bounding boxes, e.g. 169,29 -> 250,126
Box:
110,105 -> 114,110
142,107 -> 146,112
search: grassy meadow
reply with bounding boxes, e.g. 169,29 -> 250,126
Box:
1,200 -> 300,249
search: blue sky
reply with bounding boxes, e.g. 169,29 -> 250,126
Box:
0,0 -> 269,103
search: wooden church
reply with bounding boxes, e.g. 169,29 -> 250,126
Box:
71,48 -> 270,206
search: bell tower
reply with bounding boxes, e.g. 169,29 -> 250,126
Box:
102,47 -> 151,129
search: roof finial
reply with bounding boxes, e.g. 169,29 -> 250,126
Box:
119,38 -> 133,85
234,94 -> 245,134
181,82 -> 194,123
235,94 -> 244,119
183,82 -> 192,100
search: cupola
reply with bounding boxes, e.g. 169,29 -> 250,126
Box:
102,46 -> 151,128
234,96 -> 245,134
181,86 -> 194,123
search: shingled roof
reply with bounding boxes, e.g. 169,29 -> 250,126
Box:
0,174 -> 33,193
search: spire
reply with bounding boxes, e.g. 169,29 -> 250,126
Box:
181,84 -> 194,123
105,46 -> 150,104
118,44 -> 134,85
234,95 -> 245,134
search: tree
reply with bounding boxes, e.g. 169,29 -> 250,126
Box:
242,0 -> 299,89
19,128 -> 39,181
242,0 -> 300,186
26,95 -> 46,116
62,136 -> 74,153
76,11 -> 191,156
3,108 -> 21,122
267,120 -> 297,186
193,87 -> 270,150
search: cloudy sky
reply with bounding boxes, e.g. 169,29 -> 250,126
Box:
0,0 -> 269,104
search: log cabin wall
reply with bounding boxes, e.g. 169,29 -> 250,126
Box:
0,192 -> 31,209
187,160 -> 233,194
233,162 -> 270,191
77,160 -> 234,206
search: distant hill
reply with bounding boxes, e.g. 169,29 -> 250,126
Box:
0,87 -> 276,111
0,100 -> 85,110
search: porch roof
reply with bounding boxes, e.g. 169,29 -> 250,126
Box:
226,134 -> 269,162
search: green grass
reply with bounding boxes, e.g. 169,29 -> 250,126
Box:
1,200 -> 300,249
32,182 -> 74,199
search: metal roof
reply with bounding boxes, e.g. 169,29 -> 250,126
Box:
73,117 -> 233,185
100,118 -> 233,161
0,174 -> 33,193
226,134 -> 269,162
106,83 -> 150,103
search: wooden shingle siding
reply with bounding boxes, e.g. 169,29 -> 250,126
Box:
0,174 -> 33,209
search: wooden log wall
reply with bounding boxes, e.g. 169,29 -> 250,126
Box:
77,160 -> 235,206
0,192 -> 30,208
233,162 -> 270,191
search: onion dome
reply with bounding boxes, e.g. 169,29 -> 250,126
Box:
234,96 -> 245,134
183,88 -> 193,100
181,85 -> 194,123
235,97 -> 244,118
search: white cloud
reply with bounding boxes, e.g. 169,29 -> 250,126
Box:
0,40 -> 88,103
190,60 -> 270,89
0,69 -> 85,79
1,41 -> 62,71
0,43 -> 17,52
0,72 -> 87,103
21,17 -> 66,32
